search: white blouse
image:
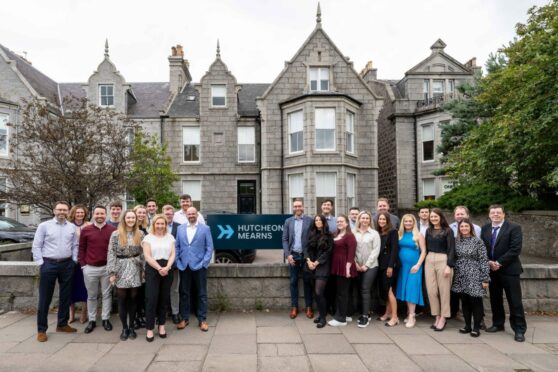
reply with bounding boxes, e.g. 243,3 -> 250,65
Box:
142,233 -> 175,260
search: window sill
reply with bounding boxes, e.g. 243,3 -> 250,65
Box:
345,152 -> 357,158
182,161 -> 201,164
313,150 -> 338,154
286,152 -> 305,158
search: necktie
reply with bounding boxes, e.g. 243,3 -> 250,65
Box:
490,226 -> 500,258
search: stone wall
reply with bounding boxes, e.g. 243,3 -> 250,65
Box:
1,261 -> 556,313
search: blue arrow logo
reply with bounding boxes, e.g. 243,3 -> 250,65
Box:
217,224 -> 234,239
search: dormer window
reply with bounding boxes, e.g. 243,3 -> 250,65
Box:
99,84 -> 114,107
211,84 -> 226,107
310,67 -> 329,91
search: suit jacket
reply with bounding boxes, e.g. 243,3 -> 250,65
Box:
169,222 -> 180,239
175,223 -> 214,271
282,215 -> 313,258
481,220 -> 523,275
378,228 -> 400,270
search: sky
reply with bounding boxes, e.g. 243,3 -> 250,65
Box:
0,0 -> 550,83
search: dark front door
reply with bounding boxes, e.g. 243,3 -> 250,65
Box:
237,180 -> 257,214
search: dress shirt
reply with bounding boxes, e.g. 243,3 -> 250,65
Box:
324,215 -> 337,233
419,221 -> 429,237
32,218 -> 79,265
449,221 -> 482,238
167,222 -> 174,234
173,210 -> 205,225
491,221 -> 504,240
187,222 -> 198,244
293,217 -> 303,253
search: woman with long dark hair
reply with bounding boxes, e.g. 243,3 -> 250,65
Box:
306,215 -> 333,328
376,211 -> 400,325
424,208 -> 456,331
68,205 -> 90,324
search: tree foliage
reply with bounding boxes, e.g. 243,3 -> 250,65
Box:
442,1 -> 558,197
126,131 -> 179,207
0,96 -> 132,212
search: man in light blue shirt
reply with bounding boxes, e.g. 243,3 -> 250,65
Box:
449,206 -> 482,237
32,201 -> 79,342
321,199 -> 337,233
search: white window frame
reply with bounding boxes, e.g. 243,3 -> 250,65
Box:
422,178 -> 436,200
288,110 -> 304,154
182,180 -> 202,210
99,84 -> 114,107
447,79 -> 455,97
309,67 -> 330,92
288,173 -> 304,206
422,124 -> 435,162
345,111 -> 355,154
432,80 -> 444,98
315,108 -> 336,151
237,126 -> 255,163
423,79 -> 430,100
211,84 -> 226,107
0,113 -> 8,157
316,172 -> 337,215
183,127 -> 201,163
346,173 -> 356,209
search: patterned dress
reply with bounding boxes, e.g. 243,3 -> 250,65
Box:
451,236 -> 490,298
107,231 -> 145,288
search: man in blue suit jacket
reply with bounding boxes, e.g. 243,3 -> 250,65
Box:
282,198 -> 313,319
175,207 -> 214,332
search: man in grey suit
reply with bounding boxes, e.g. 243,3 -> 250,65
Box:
282,198 -> 313,319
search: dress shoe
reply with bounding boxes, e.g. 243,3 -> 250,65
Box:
146,333 -> 154,342
514,332 -> 525,342
56,324 -> 77,333
289,307 -> 298,319
459,327 -> 472,334
199,321 -> 209,332
102,320 -> 113,331
316,320 -> 327,328
84,321 -> 96,334
128,328 -> 137,340
485,325 -> 505,333
177,319 -> 189,329
470,329 -> 480,338
172,314 -> 181,324
305,307 -> 314,319
313,317 -> 322,324
120,328 -> 129,341
37,332 -> 48,342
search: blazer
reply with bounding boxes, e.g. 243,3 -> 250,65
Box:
378,229 -> 400,270
481,220 -> 523,275
169,222 -> 180,239
175,223 -> 214,271
282,215 -> 313,258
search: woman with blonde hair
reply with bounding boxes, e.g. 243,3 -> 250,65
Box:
68,205 -> 91,324
395,214 -> 426,328
107,210 -> 145,340
133,205 -> 149,234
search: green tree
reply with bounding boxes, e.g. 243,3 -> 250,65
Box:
444,1 -> 558,197
126,131 -> 179,207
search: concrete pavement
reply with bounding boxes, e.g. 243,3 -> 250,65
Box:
0,310 -> 556,371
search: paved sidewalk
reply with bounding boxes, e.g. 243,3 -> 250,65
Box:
0,311 -> 556,371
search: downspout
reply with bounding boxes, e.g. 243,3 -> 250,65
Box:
414,115 -> 419,204
280,107 -> 284,214
257,115 -> 262,214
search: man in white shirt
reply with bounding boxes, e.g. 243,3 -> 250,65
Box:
418,207 -> 430,236
449,206 -> 481,237
173,194 -> 205,225
348,207 -> 360,231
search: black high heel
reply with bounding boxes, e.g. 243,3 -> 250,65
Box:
313,317 -> 321,324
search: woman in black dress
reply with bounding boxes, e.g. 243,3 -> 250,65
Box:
306,215 -> 333,328
376,211 -> 400,326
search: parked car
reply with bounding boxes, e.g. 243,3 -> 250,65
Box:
203,211 -> 257,264
0,216 -> 36,244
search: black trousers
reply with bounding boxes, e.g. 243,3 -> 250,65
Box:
489,271 -> 527,333
333,276 -> 351,322
37,258 -> 74,332
145,260 -> 173,330
450,290 -> 460,317
460,293 -> 483,330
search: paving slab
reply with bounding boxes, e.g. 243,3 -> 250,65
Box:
214,312 -> 256,335
532,322 -> 558,344
155,344 -> 208,362
165,323 -> 215,344
354,344 -> 422,372
410,354 -> 477,372
388,334 -> 451,355
255,311 -> 295,327
72,328 -> 120,343
44,342 -> 113,371
445,343 -> 529,370
258,355 -> 311,372
109,336 -> 165,354
202,353 -> 257,372
257,326 -> 302,343
208,334 -> 256,354
340,324 -> 393,343
277,343 -> 307,356
302,334 -> 355,354
307,354 -> 368,372
0,316 -> 46,342
0,342 -> 18,352
0,311 -> 28,329
0,352 -> 50,372
427,328 -> 485,344
482,331 -> 550,354
509,353 -> 558,372
6,331 -> 77,354
89,352 -> 155,372
258,343 -> 278,356
147,361 -> 202,372
294,317 -> 341,334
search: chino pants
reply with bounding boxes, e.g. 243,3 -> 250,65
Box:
82,265 -> 112,321
37,258 -> 74,332
424,252 -> 453,318
170,269 -> 180,315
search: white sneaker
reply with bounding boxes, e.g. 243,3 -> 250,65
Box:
328,319 -> 347,327
346,317 -> 353,322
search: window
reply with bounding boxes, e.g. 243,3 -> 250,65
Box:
422,124 -> 434,161
315,108 -> 335,151
423,179 -> 436,200
182,180 -> 202,210
310,67 -> 329,91
0,114 -> 8,156
432,80 -> 444,99
0,177 -> 6,217
183,127 -> 200,162
288,110 -> 303,154
346,173 -> 356,208
211,85 -> 226,107
288,173 -> 304,205
99,84 -> 114,107
124,191 -> 135,210
316,172 -> 336,215
447,79 -> 455,97
237,127 -> 255,162
345,111 -> 354,154
423,80 -> 430,100
125,127 -> 135,154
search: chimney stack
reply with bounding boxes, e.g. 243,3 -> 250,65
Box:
360,60 -> 377,82
169,44 -> 191,95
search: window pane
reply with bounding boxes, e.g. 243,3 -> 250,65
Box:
316,173 -> 336,196
315,109 -> 335,129
433,80 -> 444,97
238,127 -> 255,145
423,179 -> 436,200
184,145 -> 199,161
288,111 -> 303,153
422,125 -> 434,141
346,111 -> 354,153
310,67 -> 329,91
211,85 -> 226,106
289,173 -> 304,198
423,141 -> 434,161
0,114 -> 8,154
316,129 -> 335,150
347,174 -> 355,198
183,180 -> 201,200
183,127 -> 200,145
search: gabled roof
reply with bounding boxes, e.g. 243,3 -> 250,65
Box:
0,44 -> 60,106
127,82 -> 171,118
238,84 -> 269,117
405,39 -> 471,75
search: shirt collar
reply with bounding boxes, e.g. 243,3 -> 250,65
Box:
53,217 -> 67,225
492,220 -> 504,228
188,222 -> 198,228
95,222 -> 107,229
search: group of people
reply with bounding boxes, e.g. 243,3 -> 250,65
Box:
283,198 -> 527,342
31,194 -> 214,343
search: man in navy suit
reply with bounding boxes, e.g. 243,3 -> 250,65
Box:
282,198 -> 313,319
175,207 -> 214,332
481,204 -> 527,342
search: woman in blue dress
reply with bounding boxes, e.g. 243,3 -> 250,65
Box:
395,214 -> 426,328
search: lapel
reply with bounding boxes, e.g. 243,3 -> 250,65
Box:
494,221 -> 508,249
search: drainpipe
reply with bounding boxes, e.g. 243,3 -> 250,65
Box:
414,115 -> 419,203
257,116 -> 262,214
280,107 -> 284,214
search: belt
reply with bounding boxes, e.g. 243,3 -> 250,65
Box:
43,257 -> 72,263
116,253 -> 141,259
